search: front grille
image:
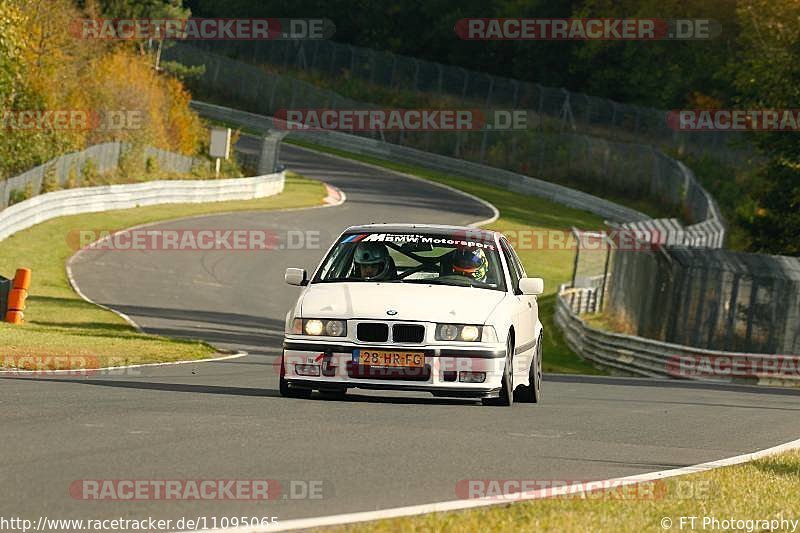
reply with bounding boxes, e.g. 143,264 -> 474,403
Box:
392,324 -> 425,343
357,322 -> 389,342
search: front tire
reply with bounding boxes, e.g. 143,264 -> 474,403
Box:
519,335 -> 542,404
483,336 -> 514,406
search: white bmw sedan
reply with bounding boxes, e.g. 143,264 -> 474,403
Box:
280,224 -> 543,406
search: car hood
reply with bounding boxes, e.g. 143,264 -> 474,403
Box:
300,282 -> 506,324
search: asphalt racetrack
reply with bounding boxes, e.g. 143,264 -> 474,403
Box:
3,145 -> 799,526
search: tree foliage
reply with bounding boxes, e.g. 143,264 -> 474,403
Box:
1,0 -> 204,179
732,0 -> 800,255
186,0 -> 799,255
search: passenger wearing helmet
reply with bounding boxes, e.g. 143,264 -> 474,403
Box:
451,248 -> 488,283
353,242 -> 394,281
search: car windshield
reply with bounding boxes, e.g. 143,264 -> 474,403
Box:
313,231 -> 506,291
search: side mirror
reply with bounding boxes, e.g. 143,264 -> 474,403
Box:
285,267 -> 308,286
518,277 -> 544,296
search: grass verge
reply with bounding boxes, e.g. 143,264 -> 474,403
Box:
581,311 -> 636,336
0,173 -> 326,367
331,449 -> 800,532
287,138 -> 606,375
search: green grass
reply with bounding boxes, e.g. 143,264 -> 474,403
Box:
331,449 -> 800,532
287,138 -> 607,375
582,311 -> 636,336
0,173 -> 327,368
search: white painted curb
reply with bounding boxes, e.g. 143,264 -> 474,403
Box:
322,183 -> 346,206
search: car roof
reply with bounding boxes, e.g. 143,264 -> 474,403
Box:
343,223 -> 498,240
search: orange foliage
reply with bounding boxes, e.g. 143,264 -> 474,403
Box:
11,0 -> 204,162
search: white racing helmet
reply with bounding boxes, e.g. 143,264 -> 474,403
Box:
353,242 -> 392,280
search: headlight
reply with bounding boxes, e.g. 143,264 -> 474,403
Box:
305,319 -> 324,336
435,324 -> 493,342
325,320 -> 345,336
460,325 -> 480,342
437,324 -> 460,341
292,318 -> 347,337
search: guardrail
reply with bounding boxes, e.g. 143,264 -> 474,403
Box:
555,284 -> 800,388
0,173 -> 285,244
613,158 -> 725,249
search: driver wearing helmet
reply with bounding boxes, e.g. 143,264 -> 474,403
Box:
451,248 -> 489,283
353,242 -> 394,281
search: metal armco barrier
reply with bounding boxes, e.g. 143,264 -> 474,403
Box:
555,284 -> 800,389
4,268 -> 31,324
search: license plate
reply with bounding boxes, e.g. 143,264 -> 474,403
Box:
353,349 -> 425,368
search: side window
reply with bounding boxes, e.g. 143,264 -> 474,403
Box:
511,248 -> 527,278
500,239 -> 523,293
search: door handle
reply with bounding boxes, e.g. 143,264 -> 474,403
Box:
528,302 -> 532,308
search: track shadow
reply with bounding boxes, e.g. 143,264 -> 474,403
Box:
90,303 -> 286,352
0,376 -> 483,406
547,373 -> 800,397
309,392 -> 479,406
566,395 -> 800,412
0,376 -> 281,398
105,304 -> 280,330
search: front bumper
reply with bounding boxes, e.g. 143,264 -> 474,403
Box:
282,339 -> 506,398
